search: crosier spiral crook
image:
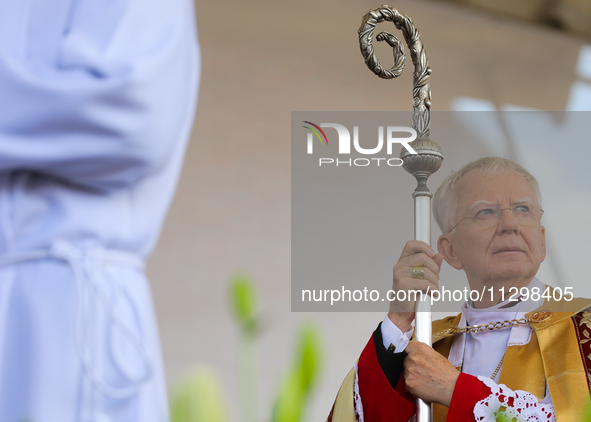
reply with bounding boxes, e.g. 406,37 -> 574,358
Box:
358,5 -> 432,138
358,6 -> 443,422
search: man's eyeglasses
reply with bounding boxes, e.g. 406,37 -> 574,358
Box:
449,203 -> 544,233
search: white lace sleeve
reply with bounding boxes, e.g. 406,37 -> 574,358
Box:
473,376 -> 555,422
353,363 -> 365,422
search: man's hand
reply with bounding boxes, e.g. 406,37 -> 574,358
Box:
403,340 -> 460,407
388,240 -> 443,332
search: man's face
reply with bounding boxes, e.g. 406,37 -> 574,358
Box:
437,170 -> 546,288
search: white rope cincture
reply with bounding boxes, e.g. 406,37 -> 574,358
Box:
0,240 -> 153,400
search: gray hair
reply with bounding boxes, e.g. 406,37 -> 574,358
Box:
433,157 -> 542,233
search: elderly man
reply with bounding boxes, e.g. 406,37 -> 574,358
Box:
328,157 -> 591,422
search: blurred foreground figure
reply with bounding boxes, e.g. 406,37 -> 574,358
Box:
328,157 -> 591,422
0,0 -> 199,420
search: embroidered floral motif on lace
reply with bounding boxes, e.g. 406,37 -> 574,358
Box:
473,376 -> 555,422
353,363 -> 365,422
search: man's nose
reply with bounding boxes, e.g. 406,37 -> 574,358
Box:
496,207 -> 520,234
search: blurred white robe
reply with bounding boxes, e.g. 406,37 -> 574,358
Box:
0,0 -> 200,420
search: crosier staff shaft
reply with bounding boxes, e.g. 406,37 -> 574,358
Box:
358,6 -> 443,422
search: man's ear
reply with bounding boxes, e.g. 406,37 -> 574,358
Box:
540,225 -> 546,262
437,233 -> 464,270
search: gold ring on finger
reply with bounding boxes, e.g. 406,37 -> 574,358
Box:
412,266 -> 425,279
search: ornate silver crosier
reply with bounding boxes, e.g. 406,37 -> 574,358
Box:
358,6 -> 443,422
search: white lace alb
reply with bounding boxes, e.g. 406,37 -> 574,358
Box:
474,376 -> 555,422
353,363 -> 365,422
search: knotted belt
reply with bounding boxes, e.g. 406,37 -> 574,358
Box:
0,240 -> 153,400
